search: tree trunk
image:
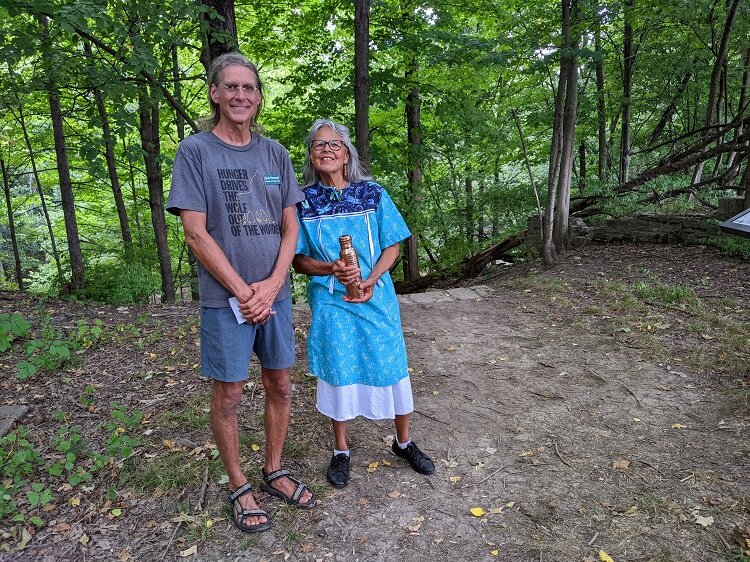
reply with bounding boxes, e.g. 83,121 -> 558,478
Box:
354,0 -> 371,174
543,0 -> 574,265
172,44 -> 186,143
712,57 -> 730,175
595,15 -> 607,181
0,159 -> 24,289
123,135 -> 143,241
477,179 -> 485,241
138,87 -> 175,303
616,124 -> 750,193
465,170 -> 474,244
742,159 -> 750,210
48,90 -> 85,292
511,108 -> 542,239
198,0 -> 238,75
171,42 -> 197,300
403,56 -> 421,282
543,68 -> 566,264
692,0 -> 741,185
726,47 -> 750,174
84,41 -> 133,259
705,0 -> 740,129
606,109 -> 621,174
619,0 -> 634,183
491,157 -> 500,237
553,0 -> 580,253
15,106 -> 64,281
393,233 -> 524,294
647,63 -> 694,147
39,15 -> 85,292
578,140 -> 586,192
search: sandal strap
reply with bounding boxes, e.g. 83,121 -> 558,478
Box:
235,507 -> 268,525
228,482 -> 254,503
291,483 -> 306,502
262,468 -> 290,483
238,508 -> 268,518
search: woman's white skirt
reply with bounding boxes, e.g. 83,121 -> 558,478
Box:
316,376 -> 414,421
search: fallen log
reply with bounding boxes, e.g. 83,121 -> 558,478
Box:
394,232 -> 525,294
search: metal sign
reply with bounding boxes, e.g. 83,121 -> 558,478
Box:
719,207 -> 750,239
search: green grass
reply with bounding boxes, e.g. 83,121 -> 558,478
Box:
238,433 -> 265,450
512,267 -> 750,412
729,551 -> 750,562
632,280 -> 699,306
541,278 -> 566,294
129,453 -> 224,492
703,235 -> 750,260
596,279 -> 646,314
725,383 -> 750,414
177,511 -> 218,543
160,397 -> 210,430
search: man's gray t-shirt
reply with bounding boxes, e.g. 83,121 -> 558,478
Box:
166,131 -> 305,307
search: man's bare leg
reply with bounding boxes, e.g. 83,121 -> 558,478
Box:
211,380 -> 267,526
261,367 -> 314,505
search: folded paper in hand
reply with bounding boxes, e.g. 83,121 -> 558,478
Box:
228,297 -> 246,324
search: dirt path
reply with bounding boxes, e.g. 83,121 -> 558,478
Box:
2,242 -> 748,561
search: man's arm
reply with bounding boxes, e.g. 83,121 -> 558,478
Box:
239,205 -> 299,319
293,254 -> 361,287
292,254 -> 333,277
180,210 -> 255,313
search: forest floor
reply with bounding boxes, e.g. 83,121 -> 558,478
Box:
1,241 -> 749,562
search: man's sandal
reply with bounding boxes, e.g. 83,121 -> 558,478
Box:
227,482 -> 272,533
260,469 -> 317,509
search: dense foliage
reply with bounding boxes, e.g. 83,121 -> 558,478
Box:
0,0 -> 748,301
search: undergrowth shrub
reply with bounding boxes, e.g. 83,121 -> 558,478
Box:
704,235 -> 750,260
81,261 -> 160,304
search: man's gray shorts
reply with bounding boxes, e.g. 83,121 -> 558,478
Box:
199,297 -> 295,382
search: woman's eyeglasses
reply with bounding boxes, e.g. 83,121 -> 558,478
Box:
311,140 -> 344,151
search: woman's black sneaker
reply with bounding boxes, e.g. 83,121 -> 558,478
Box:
391,441 -> 435,475
327,453 -> 350,488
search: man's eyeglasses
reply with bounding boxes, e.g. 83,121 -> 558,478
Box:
311,140 -> 344,151
221,83 -> 261,95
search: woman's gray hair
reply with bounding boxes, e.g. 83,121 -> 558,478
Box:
198,52 -> 264,132
303,119 -> 372,185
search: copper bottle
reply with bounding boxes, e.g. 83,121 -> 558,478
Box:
338,234 -> 363,298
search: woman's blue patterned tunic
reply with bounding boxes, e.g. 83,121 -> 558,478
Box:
296,181 -> 411,387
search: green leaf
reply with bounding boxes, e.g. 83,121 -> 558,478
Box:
17,361 -> 38,380
9,314 -> 30,336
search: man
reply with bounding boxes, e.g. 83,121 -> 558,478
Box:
166,52 -> 314,534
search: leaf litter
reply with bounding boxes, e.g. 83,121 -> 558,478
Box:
2,242 -> 748,561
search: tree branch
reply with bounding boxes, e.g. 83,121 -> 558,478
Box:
39,10 -> 199,133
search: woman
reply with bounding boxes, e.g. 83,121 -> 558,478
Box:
293,119 -> 435,488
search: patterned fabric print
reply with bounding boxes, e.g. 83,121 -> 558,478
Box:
297,181 -> 383,219
295,181 -> 412,388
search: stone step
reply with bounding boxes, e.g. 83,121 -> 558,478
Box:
293,284 -> 494,312
398,285 -> 494,306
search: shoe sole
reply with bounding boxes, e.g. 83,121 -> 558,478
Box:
327,477 -> 349,489
392,449 -> 435,475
